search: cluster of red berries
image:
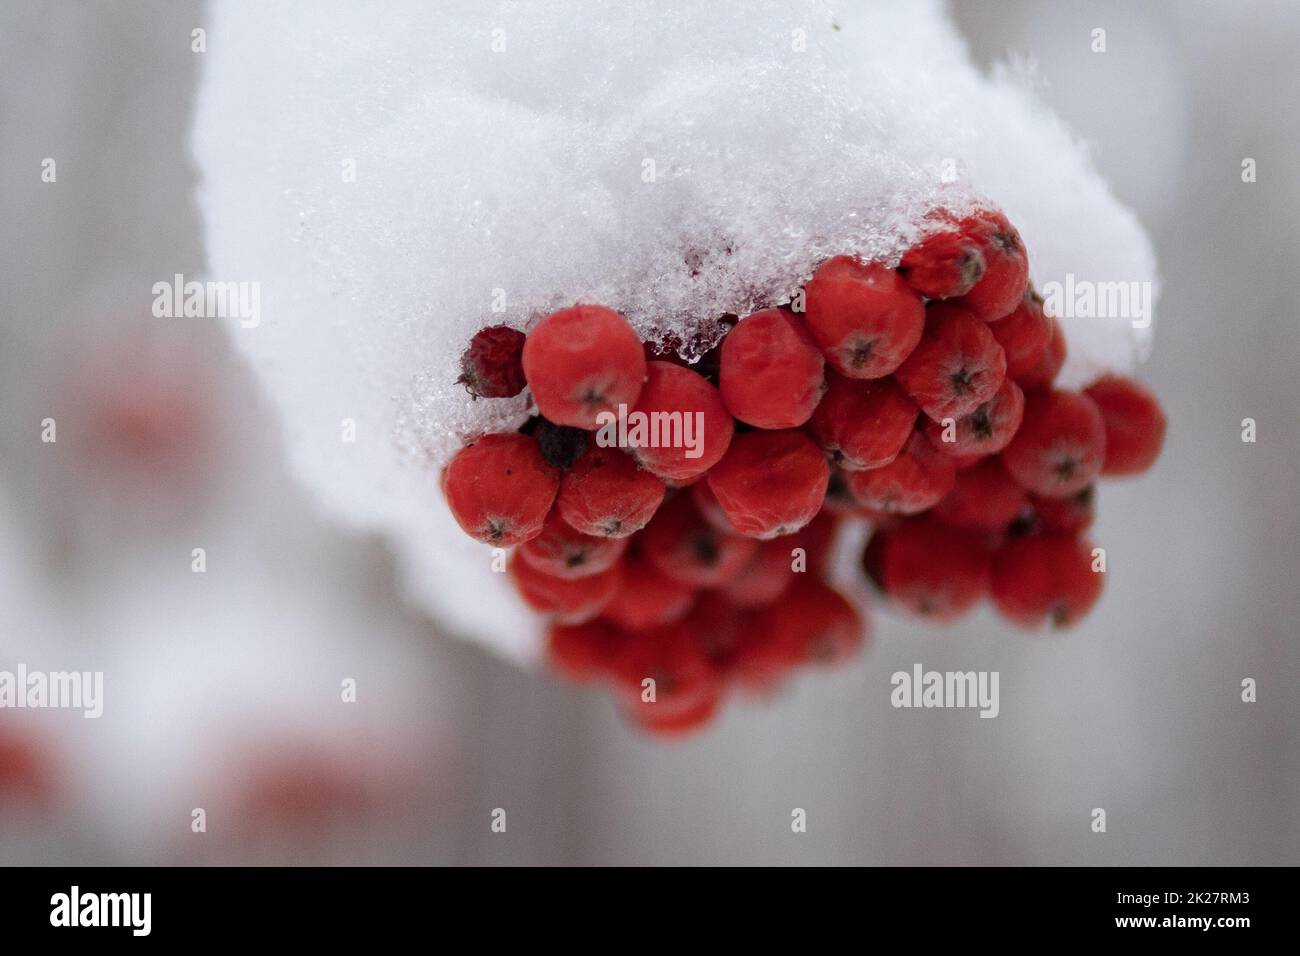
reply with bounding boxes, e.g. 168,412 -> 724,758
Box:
443,204 -> 1166,736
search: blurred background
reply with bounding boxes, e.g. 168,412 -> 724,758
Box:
1,0 -> 1296,865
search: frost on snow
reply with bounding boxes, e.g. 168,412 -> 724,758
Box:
191,0 -> 1158,662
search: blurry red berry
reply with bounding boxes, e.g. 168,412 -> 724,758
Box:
0,732 -> 51,807
1084,374 -> 1167,476
868,518 -> 991,621
641,493 -> 757,587
787,511 -> 841,577
625,692 -> 722,737
1002,389 -> 1106,498
991,533 -> 1104,629
547,620 -> 624,682
932,458 -> 1027,532
758,578 -> 866,665
609,620 -> 720,719
720,536 -> 800,607
1027,485 -> 1097,534
518,511 -> 628,579
509,553 -> 622,623
599,548 -> 696,630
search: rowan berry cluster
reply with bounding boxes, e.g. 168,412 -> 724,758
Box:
443,205 -> 1167,735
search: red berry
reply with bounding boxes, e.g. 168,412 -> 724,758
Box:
868,518 -> 990,621
518,511 -> 628,579
844,431 -> 956,515
807,371 -> 918,471
521,304 -> 647,429
684,591 -> 753,668
788,511 -> 841,577
556,440 -> 665,538
950,452 -> 988,471
757,578 -> 866,665
457,325 -> 527,398
991,288 -> 1052,378
1016,316 -> 1067,391
719,536 -> 800,608
719,308 -> 826,428
599,549 -> 696,630
803,256 -> 925,378
641,493 -> 758,587
706,429 -> 830,539
702,595 -> 790,691
609,620 -> 720,718
509,553 -> 622,622
1084,374 -> 1167,476
1002,389 -> 1106,498
623,361 -> 734,482
895,302 -> 1007,422
546,620 -> 624,682
724,626 -> 798,695
442,433 -> 559,546
956,208 -> 1029,321
1027,485 -> 1096,534
932,458 -> 1027,532
0,732 -> 50,807
627,693 -> 722,737
991,533 -> 1103,629
922,377 -> 1024,458
897,219 -> 987,298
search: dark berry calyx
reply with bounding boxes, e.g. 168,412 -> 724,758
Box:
535,419 -> 588,471
1006,508 -> 1039,538
968,406 -> 994,439
690,533 -> 720,566
1053,458 -> 1078,482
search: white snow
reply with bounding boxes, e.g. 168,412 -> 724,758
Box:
191,0 -> 1158,661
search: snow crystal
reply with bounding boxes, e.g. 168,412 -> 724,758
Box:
192,0 -> 1158,661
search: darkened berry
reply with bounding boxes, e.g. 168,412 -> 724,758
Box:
457,325 -> 527,398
